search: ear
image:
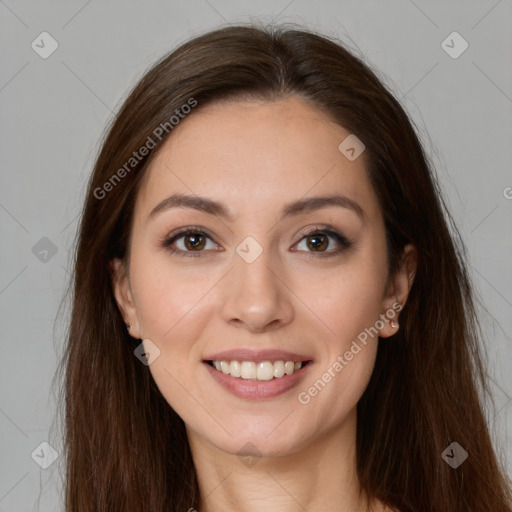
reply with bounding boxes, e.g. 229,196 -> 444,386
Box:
378,243 -> 417,338
109,258 -> 141,339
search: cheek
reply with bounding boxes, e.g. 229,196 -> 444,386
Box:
291,261 -> 385,414
298,342 -> 378,437
129,252 -> 217,344
293,259 -> 386,343
295,267 -> 385,420
128,256 -> 217,418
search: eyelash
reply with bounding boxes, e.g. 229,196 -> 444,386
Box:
160,225 -> 354,259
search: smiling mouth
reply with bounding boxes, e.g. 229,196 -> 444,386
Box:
205,359 -> 311,381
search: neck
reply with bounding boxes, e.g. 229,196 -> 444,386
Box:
187,408 -> 380,512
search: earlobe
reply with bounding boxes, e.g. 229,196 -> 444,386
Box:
108,258 -> 141,338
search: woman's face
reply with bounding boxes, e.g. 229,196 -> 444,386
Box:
112,95 -> 414,457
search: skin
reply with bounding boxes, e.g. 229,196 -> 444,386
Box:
111,95 -> 417,512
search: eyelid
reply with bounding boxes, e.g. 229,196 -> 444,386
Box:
164,225 -> 217,242
295,224 -> 350,243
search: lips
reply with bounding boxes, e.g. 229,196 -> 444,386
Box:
202,348 -> 313,400
202,348 -> 313,363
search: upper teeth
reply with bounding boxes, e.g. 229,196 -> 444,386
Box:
212,360 -> 304,380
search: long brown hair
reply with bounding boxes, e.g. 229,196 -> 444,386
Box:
54,23 -> 512,511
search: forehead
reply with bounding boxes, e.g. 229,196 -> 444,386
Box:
136,95 -> 381,222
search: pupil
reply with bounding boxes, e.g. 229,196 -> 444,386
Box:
308,234 -> 327,251
186,234 -> 205,250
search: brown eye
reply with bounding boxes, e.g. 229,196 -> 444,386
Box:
305,233 -> 329,252
294,228 -> 353,257
161,228 -> 219,258
183,233 -> 206,251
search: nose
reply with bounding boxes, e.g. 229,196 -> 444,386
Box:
219,246 -> 294,332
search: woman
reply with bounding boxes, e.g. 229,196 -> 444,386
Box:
58,23 -> 512,511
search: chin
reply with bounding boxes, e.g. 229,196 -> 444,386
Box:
205,421 -> 311,459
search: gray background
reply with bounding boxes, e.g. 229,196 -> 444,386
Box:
1,0 -> 511,510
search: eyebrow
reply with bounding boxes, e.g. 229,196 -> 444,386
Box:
146,192 -> 365,224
